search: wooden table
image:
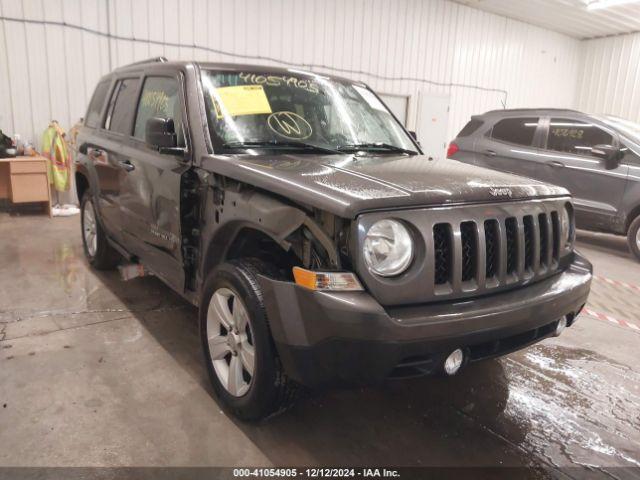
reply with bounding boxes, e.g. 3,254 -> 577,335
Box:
0,156 -> 52,217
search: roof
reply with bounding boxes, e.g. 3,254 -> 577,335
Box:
112,58 -> 358,84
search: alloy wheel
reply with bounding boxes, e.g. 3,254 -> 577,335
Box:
83,200 -> 98,257
206,287 -> 255,397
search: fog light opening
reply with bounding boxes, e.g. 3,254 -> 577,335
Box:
554,316 -> 568,337
444,348 -> 464,376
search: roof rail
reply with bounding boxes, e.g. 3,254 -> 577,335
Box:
483,107 -> 583,115
117,57 -> 168,69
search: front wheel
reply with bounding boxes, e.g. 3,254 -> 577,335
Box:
628,215 -> 640,262
80,192 -> 119,269
199,259 -> 299,420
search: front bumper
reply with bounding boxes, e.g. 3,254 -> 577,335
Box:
258,252 -> 592,388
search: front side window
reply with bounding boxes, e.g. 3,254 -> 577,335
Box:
490,117 -> 539,146
547,118 -> 614,157
105,78 -> 140,135
133,76 -> 184,146
200,70 -> 417,154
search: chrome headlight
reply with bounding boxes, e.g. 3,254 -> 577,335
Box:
560,204 -> 573,250
363,219 -> 413,277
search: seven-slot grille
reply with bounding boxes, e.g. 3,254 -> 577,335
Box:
432,210 -> 561,293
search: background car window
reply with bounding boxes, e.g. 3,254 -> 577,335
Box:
85,80 -> 110,128
547,118 -> 614,157
490,117 -> 538,146
105,78 -> 140,135
133,76 -> 184,146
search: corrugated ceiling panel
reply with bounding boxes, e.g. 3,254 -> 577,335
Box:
452,0 -> 640,39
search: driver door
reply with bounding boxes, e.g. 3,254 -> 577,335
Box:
542,117 -> 628,230
117,74 -> 191,293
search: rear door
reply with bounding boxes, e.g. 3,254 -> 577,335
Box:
117,73 -> 191,292
542,117 -> 629,230
93,77 -> 141,242
473,116 -> 545,179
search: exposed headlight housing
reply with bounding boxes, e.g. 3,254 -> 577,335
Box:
560,203 -> 574,250
363,219 -> 414,277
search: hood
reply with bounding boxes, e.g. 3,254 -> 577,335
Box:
201,153 -> 569,218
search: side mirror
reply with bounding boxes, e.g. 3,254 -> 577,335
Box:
146,117 -> 177,150
592,144 -> 622,169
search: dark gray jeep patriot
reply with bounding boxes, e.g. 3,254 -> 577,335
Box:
448,109 -> 640,260
75,58 -> 592,420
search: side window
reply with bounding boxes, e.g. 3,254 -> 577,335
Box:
491,117 -> 539,147
490,117 -> 539,146
105,78 -> 140,135
133,76 -> 184,146
457,119 -> 483,137
85,80 -> 110,128
547,118 -> 614,157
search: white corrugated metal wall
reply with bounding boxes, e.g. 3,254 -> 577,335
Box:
1,0 -> 583,146
576,32 -> 640,123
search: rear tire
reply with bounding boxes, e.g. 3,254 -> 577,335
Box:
80,191 -> 119,270
628,215 -> 640,262
199,258 -> 299,421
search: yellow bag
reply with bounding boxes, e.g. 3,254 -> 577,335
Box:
42,121 -> 71,192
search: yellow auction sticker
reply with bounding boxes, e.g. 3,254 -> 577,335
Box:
212,85 -> 272,118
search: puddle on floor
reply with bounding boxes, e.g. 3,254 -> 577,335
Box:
497,345 -> 640,469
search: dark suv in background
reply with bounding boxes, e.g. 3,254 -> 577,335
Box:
448,109 -> 640,260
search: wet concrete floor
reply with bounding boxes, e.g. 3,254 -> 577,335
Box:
0,214 -> 639,476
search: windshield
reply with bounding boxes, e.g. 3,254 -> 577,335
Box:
201,69 -> 418,154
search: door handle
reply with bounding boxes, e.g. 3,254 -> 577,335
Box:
118,159 -> 135,172
547,160 -> 565,168
483,150 -> 497,157
88,148 -> 103,157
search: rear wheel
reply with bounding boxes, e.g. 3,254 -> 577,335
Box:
80,192 -> 119,269
199,259 -> 299,420
628,215 -> 640,262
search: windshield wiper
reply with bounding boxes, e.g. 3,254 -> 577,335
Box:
337,143 -> 418,155
223,140 -> 341,155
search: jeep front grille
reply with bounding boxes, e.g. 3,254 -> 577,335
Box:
357,198 -> 570,306
430,209 -> 560,293
434,223 -> 452,285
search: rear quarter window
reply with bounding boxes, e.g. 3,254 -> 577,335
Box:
457,119 -> 483,137
490,117 -> 539,146
85,80 -> 111,128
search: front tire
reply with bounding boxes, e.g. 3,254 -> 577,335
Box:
199,259 -> 299,421
628,215 -> 640,262
80,192 -> 119,270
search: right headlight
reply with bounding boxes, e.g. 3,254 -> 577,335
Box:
560,203 -> 574,250
363,219 -> 414,277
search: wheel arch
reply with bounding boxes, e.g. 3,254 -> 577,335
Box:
201,222 -> 300,280
625,204 -> 640,233
75,169 -> 90,202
